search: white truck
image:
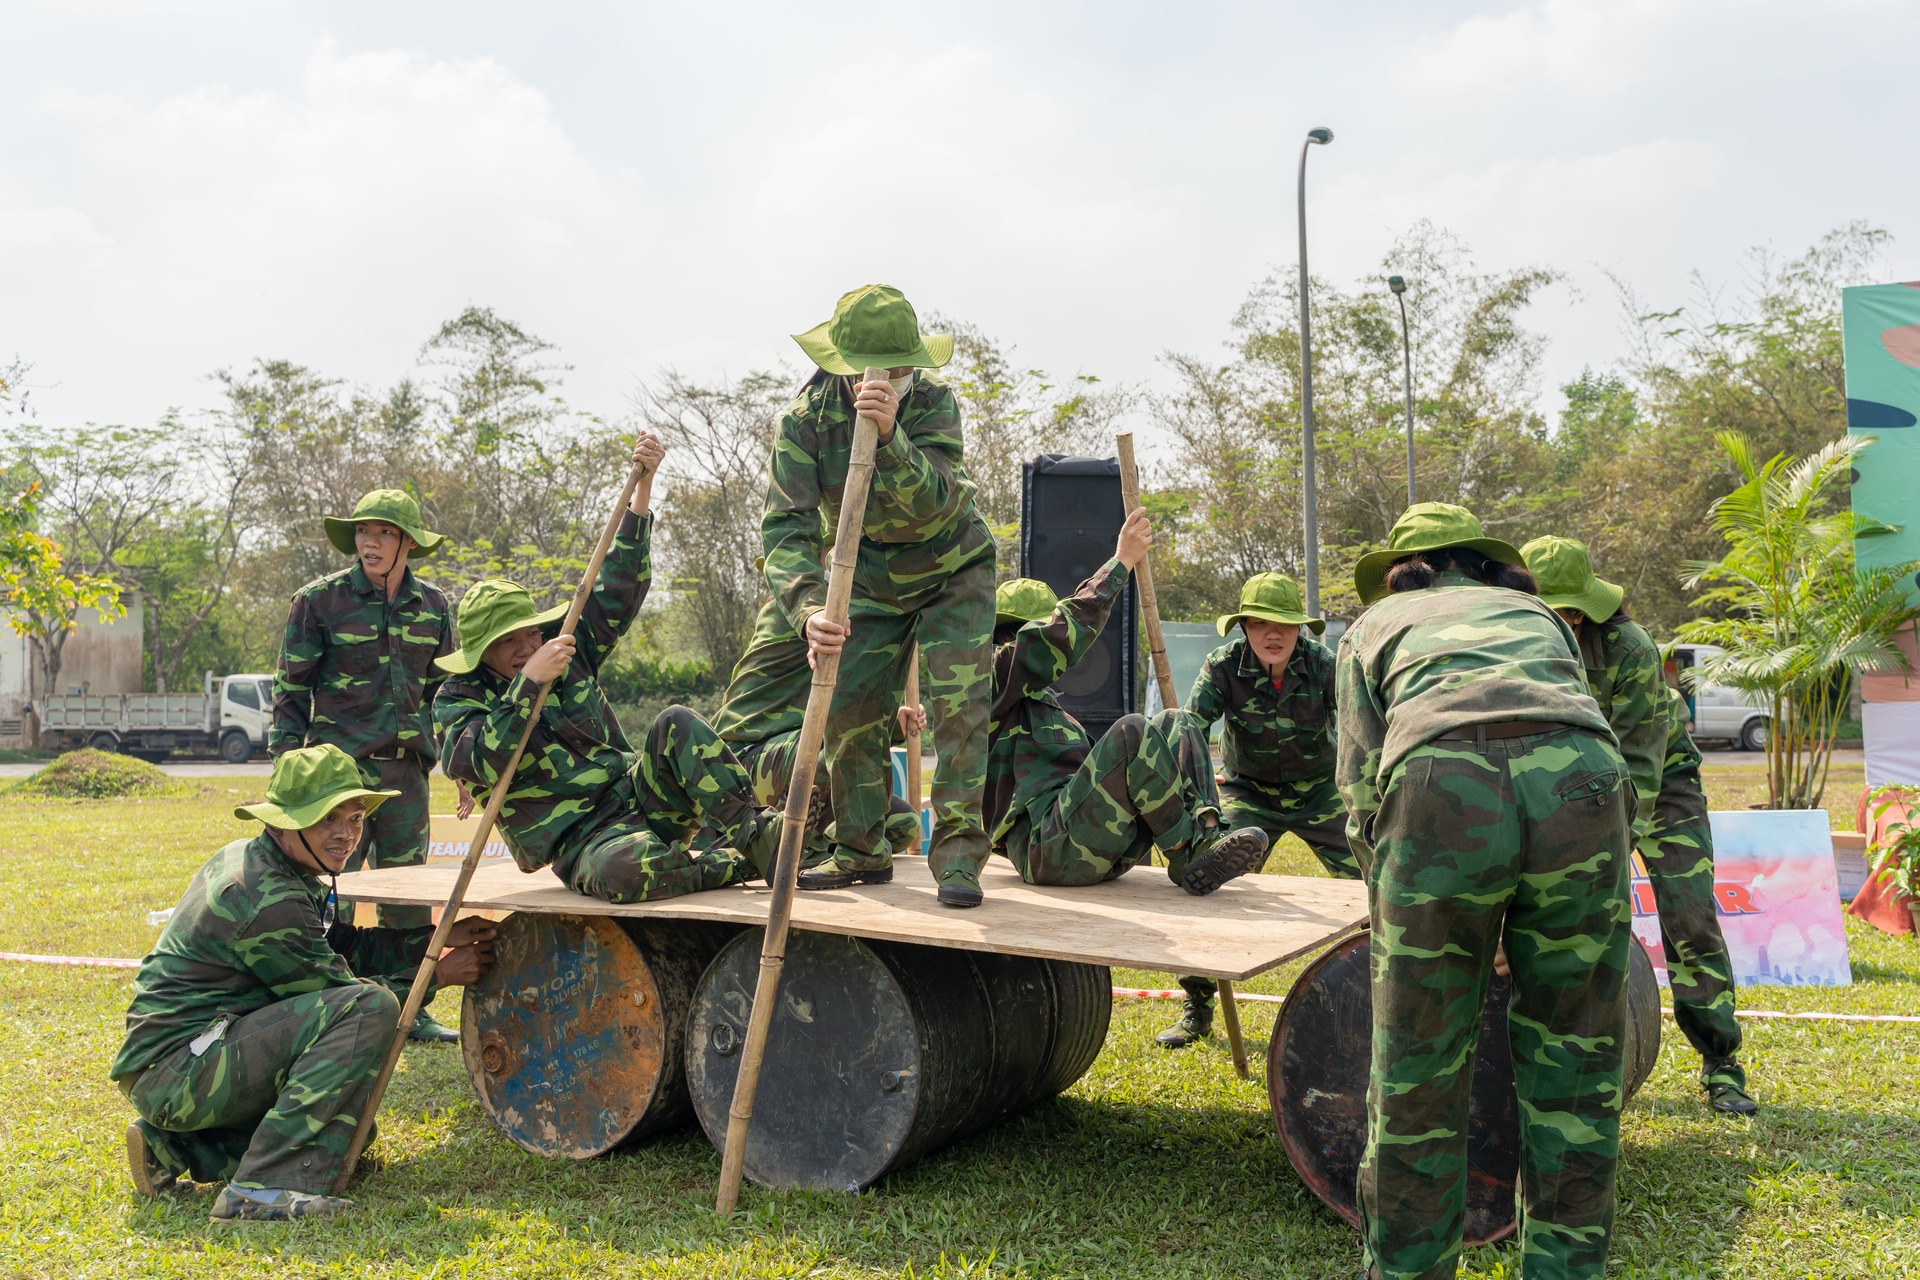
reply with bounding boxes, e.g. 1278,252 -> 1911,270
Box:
1666,643 -> 1769,751
36,672 -> 276,764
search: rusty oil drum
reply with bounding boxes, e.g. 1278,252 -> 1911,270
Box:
461,913 -> 739,1158
1268,932 -> 1660,1244
685,928 -> 1112,1191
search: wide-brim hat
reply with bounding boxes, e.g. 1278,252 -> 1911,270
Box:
436,579 -> 569,675
235,744 -> 399,830
793,284 -> 954,377
324,488 -> 445,561
1217,571 -> 1324,636
1521,535 -> 1624,623
1353,502 -> 1525,605
995,577 -> 1059,626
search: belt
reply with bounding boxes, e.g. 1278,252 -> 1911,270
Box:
1436,720 -> 1563,743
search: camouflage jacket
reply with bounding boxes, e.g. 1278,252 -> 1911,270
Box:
985,559 -> 1129,844
111,834 -> 432,1081
1573,614 -> 1669,839
1335,571 -> 1613,865
271,563 -> 454,759
762,370 -> 994,634
1185,634 -> 1337,788
434,513 -> 649,874
1661,686 -> 1705,781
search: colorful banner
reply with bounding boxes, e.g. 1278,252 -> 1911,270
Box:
426,813 -> 514,864
1844,280 -> 1920,608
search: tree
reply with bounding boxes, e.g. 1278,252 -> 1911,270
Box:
0,481 -> 123,703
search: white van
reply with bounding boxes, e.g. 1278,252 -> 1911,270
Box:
1665,643 -> 1768,751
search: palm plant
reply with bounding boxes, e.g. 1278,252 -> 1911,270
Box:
1678,432 -> 1920,809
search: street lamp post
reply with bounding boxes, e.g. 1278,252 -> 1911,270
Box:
1297,126 -> 1333,618
1388,274 -> 1414,505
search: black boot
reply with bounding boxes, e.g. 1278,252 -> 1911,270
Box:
1155,977 -> 1216,1048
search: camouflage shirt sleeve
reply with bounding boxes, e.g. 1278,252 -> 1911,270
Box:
436,672 -> 539,791
991,560 -> 1128,719
1601,621 -> 1669,840
864,388 -> 973,538
234,880 -> 424,1002
326,921 -> 438,1001
1184,646 -> 1229,726
573,512 -> 651,675
270,587 -> 320,757
1334,627 -> 1388,874
761,403 -> 830,635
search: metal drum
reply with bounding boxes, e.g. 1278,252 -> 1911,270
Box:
1268,932 -> 1660,1244
461,913 -> 738,1158
685,929 -> 1112,1191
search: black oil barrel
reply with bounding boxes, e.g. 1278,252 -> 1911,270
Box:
685,928 -> 1112,1191
461,913 -> 739,1158
1268,932 -> 1660,1244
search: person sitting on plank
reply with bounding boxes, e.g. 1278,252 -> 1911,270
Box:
433,434 -> 785,903
111,744 -> 498,1222
987,506 -> 1269,892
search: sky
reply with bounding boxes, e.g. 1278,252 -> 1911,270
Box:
4,0 -> 1918,456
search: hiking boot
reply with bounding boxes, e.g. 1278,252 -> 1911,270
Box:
797,849 -> 894,890
126,1121 -> 181,1197
1155,998 -> 1214,1049
1179,827 -> 1271,896
209,1185 -> 355,1222
408,1012 -> 459,1044
1703,1057 -> 1759,1115
935,866 -> 983,909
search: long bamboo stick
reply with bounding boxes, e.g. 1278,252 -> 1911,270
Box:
1116,432 -> 1251,1081
331,456 -> 651,1194
715,367 -> 886,1213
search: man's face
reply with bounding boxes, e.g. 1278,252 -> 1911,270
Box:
292,799 -> 366,874
355,520 -> 416,578
483,625 -> 544,680
1243,618 -> 1301,674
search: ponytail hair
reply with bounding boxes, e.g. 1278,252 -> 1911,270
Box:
1384,547 -> 1539,596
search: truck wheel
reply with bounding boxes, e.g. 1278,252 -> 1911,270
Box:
89,732 -> 119,754
1738,718 -> 1769,752
220,730 -> 254,765
131,749 -> 172,763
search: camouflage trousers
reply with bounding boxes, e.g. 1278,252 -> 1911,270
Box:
344,752 -> 431,929
736,733 -> 923,861
1643,761 -> 1744,1090
118,981 -> 400,1193
551,706 -> 761,904
1218,772 -> 1362,880
1003,710 -> 1220,886
1361,726 -> 1632,1280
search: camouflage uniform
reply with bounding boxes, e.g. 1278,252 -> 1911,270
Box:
751,369 -> 995,882
434,513 -> 771,903
1338,570 -> 1631,1280
988,560 -> 1220,884
110,834 -> 429,1191
1184,634 -> 1358,880
273,563 -> 453,929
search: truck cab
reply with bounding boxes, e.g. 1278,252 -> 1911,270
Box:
216,673 -> 276,763
1663,643 -> 1769,751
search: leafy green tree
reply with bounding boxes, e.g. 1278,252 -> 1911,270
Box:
0,481 -> 123,703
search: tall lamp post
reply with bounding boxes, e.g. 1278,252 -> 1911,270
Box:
1388,274 -> 1414,505
1297,126 -> 1333,618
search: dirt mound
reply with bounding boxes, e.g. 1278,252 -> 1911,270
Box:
22,749 -> 184,799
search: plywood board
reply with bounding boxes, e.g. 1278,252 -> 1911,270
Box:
336,857 -> 1369,981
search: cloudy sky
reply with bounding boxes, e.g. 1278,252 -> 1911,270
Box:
4,0 -> 1917,446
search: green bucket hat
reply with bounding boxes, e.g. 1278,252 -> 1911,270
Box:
995,578 -> 1059,627
1352,502 -> 1525,605
1521,535 -> 1624,623
436,579 -> 569,675
324,489 -> 445,561
1217,571 -> 1324,636
792,285 -> 955,377
234,744 -> 400,830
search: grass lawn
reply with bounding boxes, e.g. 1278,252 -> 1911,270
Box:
0,768 -> 1915,1278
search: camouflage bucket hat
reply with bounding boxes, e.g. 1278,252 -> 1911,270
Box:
234,744 -> 399,830
324,489 -> 445,561
792,285 -> 954,377
1352,502 -> 1525,605
1218,571 -> 1324,636
436,579 -> 569,675
1521,535 -> 1624,623
995,577 -> 1059,626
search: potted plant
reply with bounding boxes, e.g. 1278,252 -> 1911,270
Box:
1868,787 -> 1920,937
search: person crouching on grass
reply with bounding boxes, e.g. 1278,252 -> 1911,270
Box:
110,745 -> 497,1222
434,433 -> 786,903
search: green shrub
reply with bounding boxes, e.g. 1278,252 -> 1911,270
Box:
20,749 -> 186,800
600,652 -> 722,707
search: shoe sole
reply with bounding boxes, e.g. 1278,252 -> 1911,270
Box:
126,1124 -> 176,1198
797,866 -> 894,891
1180,828 -> 1271,896
936,884 -> 983,908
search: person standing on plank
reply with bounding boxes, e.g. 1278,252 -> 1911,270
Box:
272,487 -> 458,1043
434,434 -> 785,903
112,745 -> 497,1221
987,508 -> 1270,891
1161,570 -> 1358,1050
747,284 -> 996,907
1522,534 -> 1757,1116
1338,503 -> 1631,1280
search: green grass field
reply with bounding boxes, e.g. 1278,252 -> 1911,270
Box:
0,768 -> 1915,1278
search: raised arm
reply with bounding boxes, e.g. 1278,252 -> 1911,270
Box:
1002,560 -> 1130,707
434,675 -> 538,795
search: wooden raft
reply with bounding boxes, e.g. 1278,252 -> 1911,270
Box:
335,858 -> 1368,982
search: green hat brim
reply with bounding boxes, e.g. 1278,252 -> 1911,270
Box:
1538,575 -> 1626,624
791,323 -> 955,377
995,609 -> 1042,627
323,516 -> 446,561
235,785 -> 401,831
1217,606 -> 1326,637
1353,536 -> 1526,606
435,601 -> 570,675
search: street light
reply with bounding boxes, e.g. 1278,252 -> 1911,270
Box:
1388,274 -> 1414,505
1297,125 -> 1333,619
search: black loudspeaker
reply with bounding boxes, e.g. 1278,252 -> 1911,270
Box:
1019,454 -> 1137,742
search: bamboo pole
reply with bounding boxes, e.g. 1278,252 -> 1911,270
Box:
1116,432 -> 1251,1082
332,454 -> 654,1194
904,643 -> 924,836
715,367 -> 886,1213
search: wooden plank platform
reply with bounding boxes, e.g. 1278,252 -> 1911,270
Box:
336,858 -> 1369,981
